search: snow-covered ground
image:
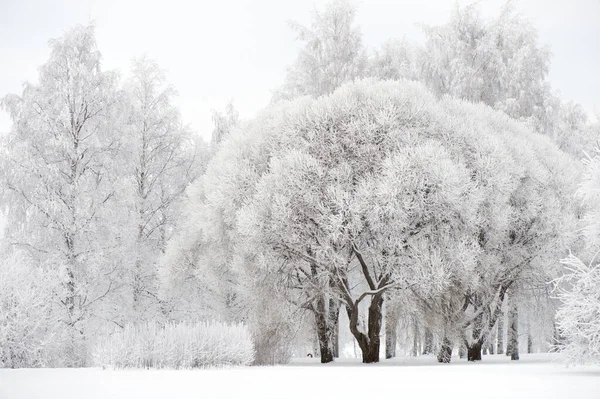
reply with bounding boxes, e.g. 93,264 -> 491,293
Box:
1,354 -> 599,399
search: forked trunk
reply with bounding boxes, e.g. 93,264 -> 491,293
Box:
346,293 -> 384,363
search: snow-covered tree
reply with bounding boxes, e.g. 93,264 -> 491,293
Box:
419,2 -> 551,122
1,24 -> 121,366
555,254 -> 600,365
168,79 -> 577,364
120,56 -> 203,322
211,102 -> 239,146
274,0 -> 367,100
555,145 -> 600,365
368,38 -> 419,81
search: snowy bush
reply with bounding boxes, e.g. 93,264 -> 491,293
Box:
93,321 -> 254,369
0,256 -> 69,368
555,255 -> 600,365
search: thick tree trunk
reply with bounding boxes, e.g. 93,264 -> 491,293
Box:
314,294 -> 334,363
423,328 -> 434,355
467,341 -> 483,361
385,306 -> 398,359
437,337 -> 453,363
468,300 -> 485,362
508,294 -> 519,361
345,294 -> 384,363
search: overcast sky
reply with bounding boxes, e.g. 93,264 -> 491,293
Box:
0,0 -> 598,141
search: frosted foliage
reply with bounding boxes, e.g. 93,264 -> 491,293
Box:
555,145 -> 600,365
420,3 -> 551,122
93,321 -> 254,369
555,255 -> 600,365
275,0 -> 367,100
179,78 -> 576,363
579,147 -> 600,248
211,102 -> 239,145
0,24 -> 122,366
369,39 -> 419,81
120,56 -> 202,322
0,254 -> 69,368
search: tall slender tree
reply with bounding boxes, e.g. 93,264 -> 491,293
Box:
121,56 -> 202,321
1,25 -> 121,365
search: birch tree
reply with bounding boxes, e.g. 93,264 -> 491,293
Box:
0,24 -> 121,365
121,56 -> 202,321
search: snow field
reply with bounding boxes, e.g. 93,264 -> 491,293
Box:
1,354 -> 599,399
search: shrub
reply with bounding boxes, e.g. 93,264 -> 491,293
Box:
93,320 -> 254,369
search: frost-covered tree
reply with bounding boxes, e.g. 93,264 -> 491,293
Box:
0,25 -> 121,365
120,56 -> 202,322
169,79 -> 576,364
211,102 -> 239,146
368,38 -> 419,81
419,2 -> 551,123
555,145 -> 600,365
555,254 -> 600,365
274,0 -> 367,100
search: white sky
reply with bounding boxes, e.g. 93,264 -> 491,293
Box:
0,0 -> 598,142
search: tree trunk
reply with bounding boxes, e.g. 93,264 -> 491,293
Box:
423,328 -> 434,355
508,294 -> 519,361
411,320 -> 419,357
459,344 -> 467,359
497,309 -> 505,355
526,318 -> 533,354
345,293 -> 384,363
468,299 -> 485,362
488,322 -> 496,355
329,297 -> 340,358
437,336 -> 453,363
467,341 -> 483,361
385,306 -> 398,359
314,294 -> 334,363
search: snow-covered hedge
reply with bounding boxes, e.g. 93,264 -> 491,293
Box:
93,321 -> 254,369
